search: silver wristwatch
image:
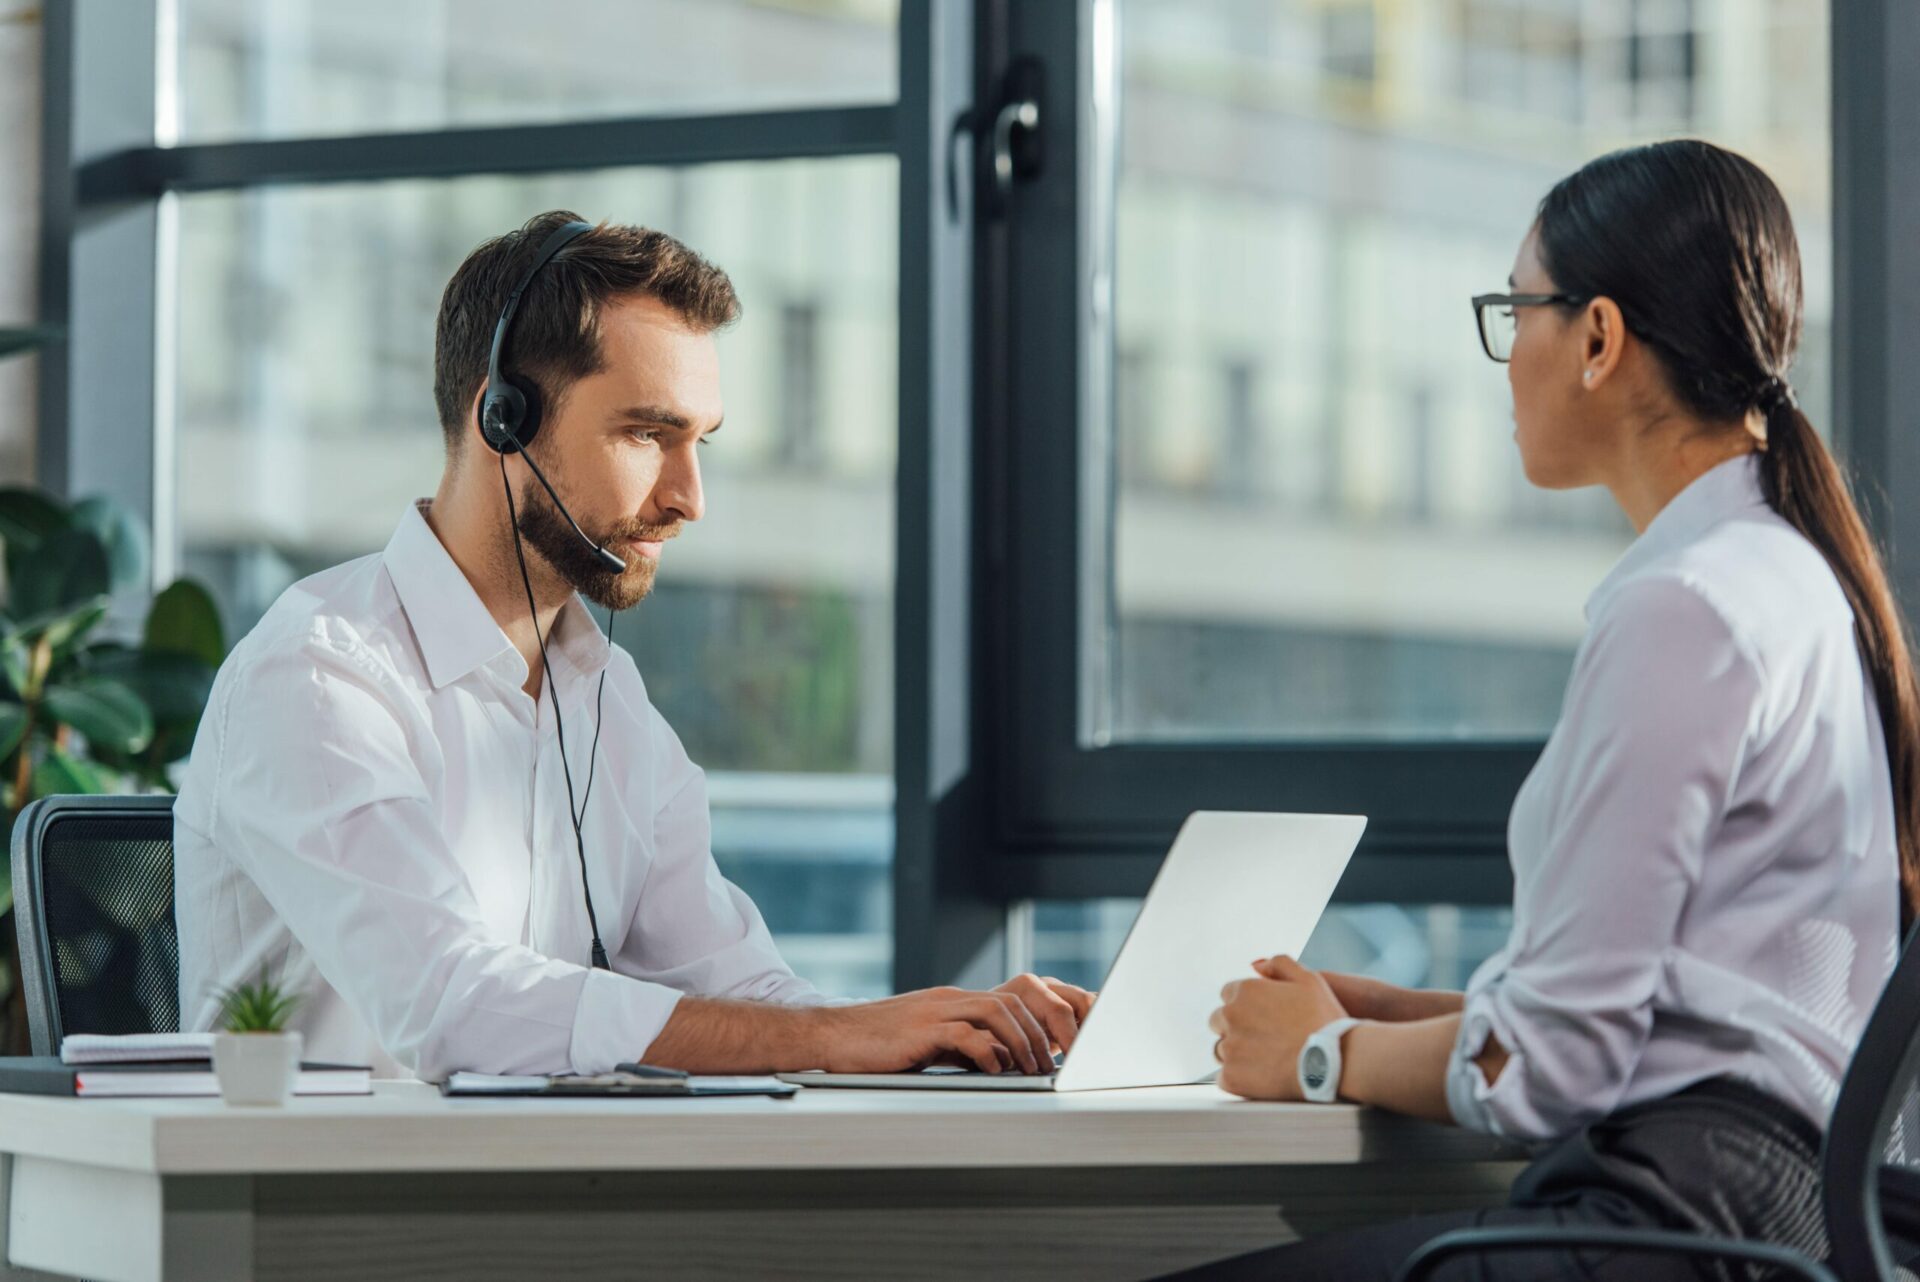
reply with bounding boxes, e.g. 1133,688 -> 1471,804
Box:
1297,1017 -> 1361,1103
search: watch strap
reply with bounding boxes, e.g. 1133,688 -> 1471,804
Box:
1298,1016 -> 1362,1102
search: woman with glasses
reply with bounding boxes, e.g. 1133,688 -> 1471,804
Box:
1169,139 -> 1920,1279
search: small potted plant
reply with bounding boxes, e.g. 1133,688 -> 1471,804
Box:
211,970 -> 302,1106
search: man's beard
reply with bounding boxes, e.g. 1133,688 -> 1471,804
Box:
514,482 -> 668,612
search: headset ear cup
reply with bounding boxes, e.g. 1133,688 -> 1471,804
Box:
480,380 -> 527,453
504,375 -> 545,451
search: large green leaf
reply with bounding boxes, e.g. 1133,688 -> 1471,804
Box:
0,488 -> 69,600
10,529 -> 110,620
0,487 -> 67,554
9,597 -> 109,658
83,646 -> 215,725
34,746 -> 107,797
0,632 -> 27,700
44,677 -> 153,755
145,580 -> 226,667
0,700 -> 25,761
70,497 -> 149,596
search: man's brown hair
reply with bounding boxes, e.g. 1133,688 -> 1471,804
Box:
432,210 -> 741,449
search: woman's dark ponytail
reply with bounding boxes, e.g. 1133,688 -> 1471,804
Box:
1756,391 -> 1920,931
1538,140 -> 1920,931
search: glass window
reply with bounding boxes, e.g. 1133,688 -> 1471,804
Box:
1103,0 -> 1831,743
171,156 -> 899,996
1032,900 -> 1515,994
170,0 -> 900,143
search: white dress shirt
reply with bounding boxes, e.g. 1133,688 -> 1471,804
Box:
1446,454 -> 1901,1141
174,500 -> 832,1081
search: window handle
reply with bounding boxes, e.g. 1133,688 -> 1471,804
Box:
992,97 -> 1039,201
949,55 -> 1046,224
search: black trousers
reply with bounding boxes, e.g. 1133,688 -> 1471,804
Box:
1159,1079 -> 1833,1281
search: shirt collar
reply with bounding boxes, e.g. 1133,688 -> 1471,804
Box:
1585,452 -> 1768,621
383,500 -> 613,691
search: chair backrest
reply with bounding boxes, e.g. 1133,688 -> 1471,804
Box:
1823,919 -> 1920,1281
9,794 -> 180,1056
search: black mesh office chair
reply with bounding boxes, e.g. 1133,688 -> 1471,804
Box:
1395,923 -> 1920,1282
9,794 -> 180,1056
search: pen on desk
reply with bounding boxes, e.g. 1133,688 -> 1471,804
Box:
613,1062 -> 689,1080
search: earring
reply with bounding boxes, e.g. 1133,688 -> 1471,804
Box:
1582,370 -> 1593,383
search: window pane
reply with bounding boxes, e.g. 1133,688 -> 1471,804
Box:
1033,900 -> 1514,993
1104,0 -> 1831,742
173,157 -> 899,996
171,0 -> 899,143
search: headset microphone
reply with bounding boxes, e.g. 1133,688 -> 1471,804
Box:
477,217 -> 627,971
488,418 -> 627,575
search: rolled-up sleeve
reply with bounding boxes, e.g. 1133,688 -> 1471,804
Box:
209,638 -> 688,1080
1447,577 -> 1763,1140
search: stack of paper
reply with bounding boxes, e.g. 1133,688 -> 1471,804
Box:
0,1033 -> 370,1099
60,1033 -> 218,1065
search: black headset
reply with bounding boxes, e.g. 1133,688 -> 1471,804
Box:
478,218 -> 622,971
480,220 -> 626,574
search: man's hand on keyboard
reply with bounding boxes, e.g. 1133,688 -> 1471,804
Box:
992,973 -> 1096,1055
808,975 -> 1094,1075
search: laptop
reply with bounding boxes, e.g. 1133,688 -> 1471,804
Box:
777,810 -> 1365,1092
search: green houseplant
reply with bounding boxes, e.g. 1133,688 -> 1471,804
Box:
0,484 -> 227,1052
215,970 -> 301,1034
211,969 -> 303,1106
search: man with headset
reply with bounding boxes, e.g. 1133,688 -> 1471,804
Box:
171,211 -> 1091,1081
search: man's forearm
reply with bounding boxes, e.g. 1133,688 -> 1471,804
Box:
638,996 -> 828,1073
1339,1013 -> 1461,1123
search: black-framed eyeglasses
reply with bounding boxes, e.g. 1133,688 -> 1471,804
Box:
1471,292 -> 1588,363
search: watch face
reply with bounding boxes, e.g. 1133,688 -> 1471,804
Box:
1302,1045 -> 1330,1091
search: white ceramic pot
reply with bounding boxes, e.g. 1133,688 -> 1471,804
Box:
212,1030 -> 302,1106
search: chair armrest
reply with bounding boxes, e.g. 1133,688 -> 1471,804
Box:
1393,1226 -> 1837,1282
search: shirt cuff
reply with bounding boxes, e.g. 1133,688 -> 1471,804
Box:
567,968 -> 685,1074
1447,997 -> 1517,1136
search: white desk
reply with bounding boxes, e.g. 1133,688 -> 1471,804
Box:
0,1081 -> 1524,1281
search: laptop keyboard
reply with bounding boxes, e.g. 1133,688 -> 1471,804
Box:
920,1053 -> 1064,1078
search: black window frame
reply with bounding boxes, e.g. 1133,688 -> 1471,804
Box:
40,0 -> 987,993
954,0 -> 1920,919
37,0 -> 1920,992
